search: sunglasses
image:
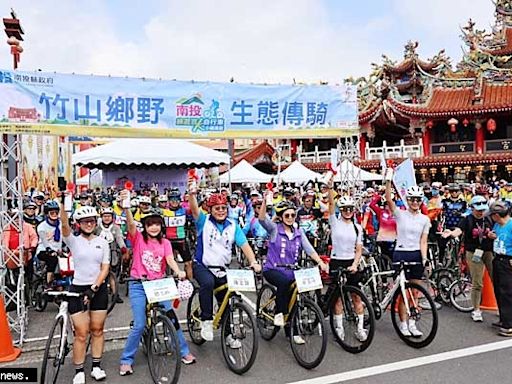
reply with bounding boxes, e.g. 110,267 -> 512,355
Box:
283,212 -> 296,219
408,197 -> 422,203
213,206 -> 227,211
79,218 -> 96,225
139,203 -> 150,206
341,207 -> 354,212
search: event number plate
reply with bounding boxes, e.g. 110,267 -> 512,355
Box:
295,268 -> 323,293
142,278 -> 179,303
226,269 -> 256,292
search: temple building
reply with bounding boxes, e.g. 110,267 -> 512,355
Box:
288,0 -> 512,184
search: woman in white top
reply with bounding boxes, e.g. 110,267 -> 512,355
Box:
385,179 -> 430,338
60,204 -> 110,384
327,187 -> 367,342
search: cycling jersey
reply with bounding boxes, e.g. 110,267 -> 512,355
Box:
296,206 -> 321,237
442,198 -> 467,229
243,213 -> 268,238
163,207 -> 187,240
493,219 -> 512,255
63,234 -> 110,285
228,205 -> 244,225
194,212 -> 247,273
36,219 -> 63,254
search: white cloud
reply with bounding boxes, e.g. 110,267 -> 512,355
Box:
0,0 -> 499,83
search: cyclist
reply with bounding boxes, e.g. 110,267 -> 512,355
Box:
119,191 -> 195,376
488,201 -> 512,336
32,191 -> 46,220
157,194 -> 168,210
442,195 -> 494,322
188,187 -> 260,344
228,194 -> 244,226
258,198 -> 328,343
60,205 -> 110,384
385,177 -> 430,337
35,201 -> 63,286
22,199 -> 40,229
96,207 -> 127,304
327,189 -> 367,342
297,190 -> 321,240
243,197 -> 268,239
369,192 -> 398,260
439,184 -> 467,263
163,188 -> 193,279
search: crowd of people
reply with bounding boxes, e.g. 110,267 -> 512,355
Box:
2,174 -> 512,383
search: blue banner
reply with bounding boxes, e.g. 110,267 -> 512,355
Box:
0,69 -> 357,139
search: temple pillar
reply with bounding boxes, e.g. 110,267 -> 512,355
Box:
475,122 -> 485,154
359,133 -> 367,160
78,144 -> 92,178
422,128 -> 431,156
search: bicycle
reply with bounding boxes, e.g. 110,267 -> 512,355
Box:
40,291 -> 82,384
256,263 -> 327,369
360,260 -> 438,348
125,277 -> 181,384
187,265 -> 259,374
316,267 -> 375,354
448,255 -> 474,313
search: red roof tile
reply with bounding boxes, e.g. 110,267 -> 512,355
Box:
388,82 -> 512,117
233,141 -> 275,165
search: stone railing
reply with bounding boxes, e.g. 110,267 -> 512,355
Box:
366,139 -> 423,160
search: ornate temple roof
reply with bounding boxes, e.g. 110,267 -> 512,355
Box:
355,0 -> 512,126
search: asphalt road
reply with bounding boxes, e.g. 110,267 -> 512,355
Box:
2,290 -> 511,384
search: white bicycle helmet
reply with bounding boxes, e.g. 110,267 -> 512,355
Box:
336,196 -> 355,208
99,207 -> 114,215
130,198 -> 139,208
139,196 -> 152,204
158,194 -> 168,202
73,206 -> 98,222
177,280 -> 194,301
406,186 -> 424,198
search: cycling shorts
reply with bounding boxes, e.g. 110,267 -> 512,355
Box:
68,282 -> 108,315
171,240 -> 192,262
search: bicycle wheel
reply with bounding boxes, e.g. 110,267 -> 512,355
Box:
147,315 -> 181,384
32,279 -> 48,312
390,282 -> 438,348
289,297 -> 327,369
435,271 -> 454,305
40,316 -> 67,384
106,271 -> 118,315
186,288 -> 206,345
329,285 -> 375,354
220,301 -> 258,375
256,284 -> 279,341
449,278 -> 474,313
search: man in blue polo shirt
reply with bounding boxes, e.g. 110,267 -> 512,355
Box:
489,201 -> 512,336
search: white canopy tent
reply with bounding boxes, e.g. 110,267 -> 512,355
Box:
72,138 -> 230,167
280,161 -> 323,184
334,159 -> 382,182
219,159 -> 273,184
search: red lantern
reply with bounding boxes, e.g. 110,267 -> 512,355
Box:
426,120 -> 434,129
462,118 -> 469,127
448,118 -> 458,133
486,118 -> 496,134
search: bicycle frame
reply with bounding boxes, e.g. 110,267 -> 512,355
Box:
258,281 -> 304,324
210,284 -> 237,329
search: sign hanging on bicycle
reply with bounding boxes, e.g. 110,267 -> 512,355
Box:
226,269 -> 257,292
294,267 -> 323,293
142,278 -> 179,303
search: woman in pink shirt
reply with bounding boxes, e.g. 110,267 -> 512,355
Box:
119,190 -> 195,376
369,193 -> 398,262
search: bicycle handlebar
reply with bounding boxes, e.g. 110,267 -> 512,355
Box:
391,261 -> 423,266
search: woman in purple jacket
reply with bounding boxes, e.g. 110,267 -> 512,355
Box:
258,197 -> 328,341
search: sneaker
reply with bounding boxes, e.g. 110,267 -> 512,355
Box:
91,367 -> 107,381
116,296 -> 124,304
399,323 -> 412,337
408,320 -> 423,337
355,328 -> 368,342
293,335 -> 306,345
335,325 -> 345,341
274,313 -> 285,327
499,327 -> 512,337
73,372 -> 86,384
471,310 -> 483,322
119,365 -> 133,376
200,320 -> 214,341
226,335 -> 242,349
492,321 -> 503,328
181,354 -> 196,365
